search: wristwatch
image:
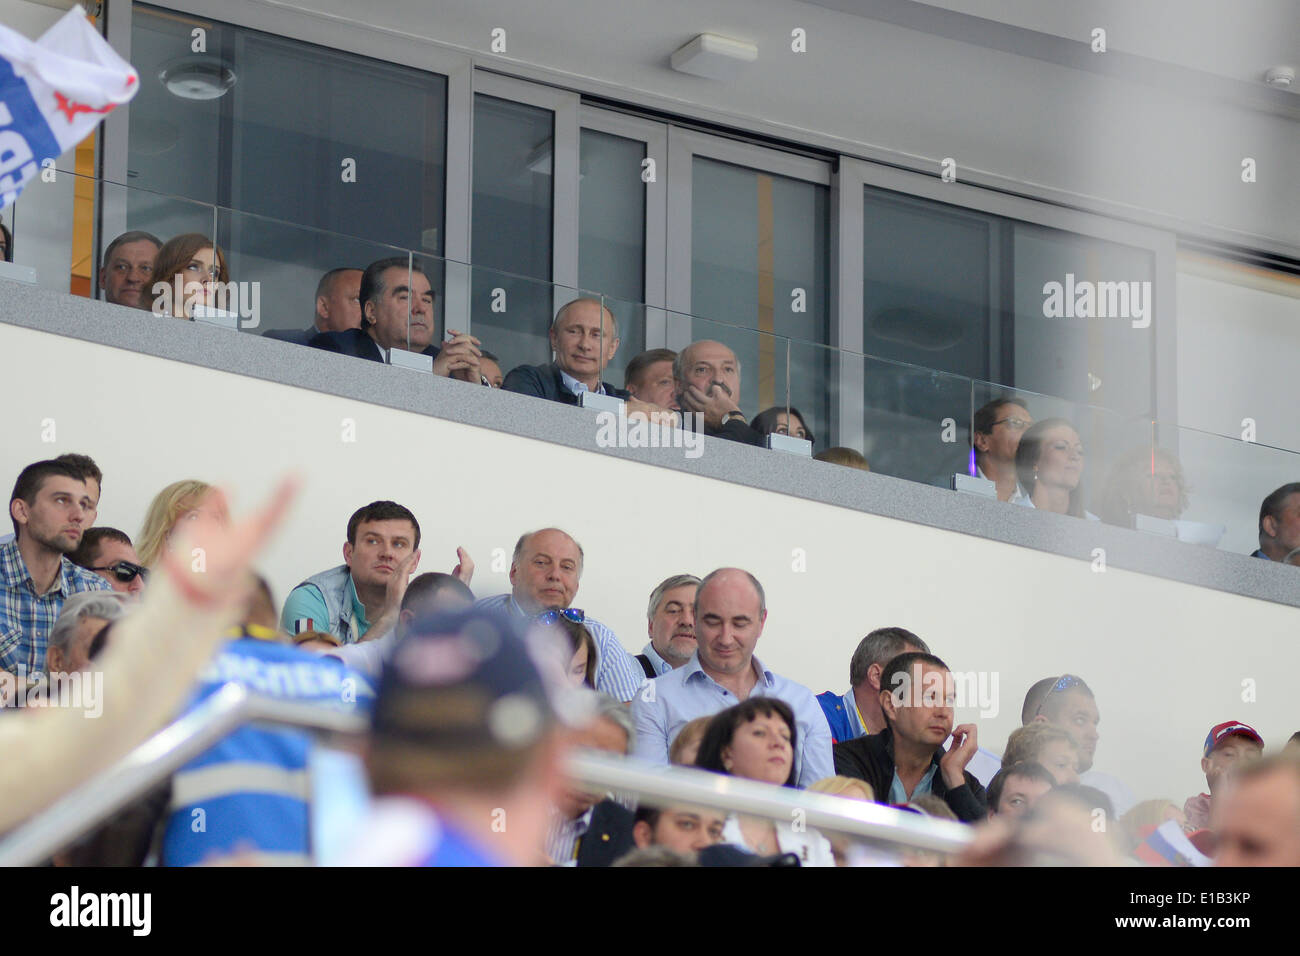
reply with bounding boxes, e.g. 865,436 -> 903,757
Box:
720,411 -> 748,427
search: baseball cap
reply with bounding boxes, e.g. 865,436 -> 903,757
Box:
1202,720 -> 1263,758
372,607 -> 557,752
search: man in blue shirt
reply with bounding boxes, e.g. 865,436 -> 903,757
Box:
817,626 -> 930,744
475,527 -> 644,703
343,607 -> 569,867
635,573 -> 700,678
630,567 -> 833,787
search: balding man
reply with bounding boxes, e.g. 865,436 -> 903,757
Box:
630,567 -> 833,786
475,527 -> 644,702
1215,756 -> 1300,866
503,298 -> 632,405
674,341 -> 765,446
265,267 -> 362,345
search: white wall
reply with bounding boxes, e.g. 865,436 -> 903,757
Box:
3,320 -> 1299,806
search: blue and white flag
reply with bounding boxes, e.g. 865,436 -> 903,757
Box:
0,6 -> 137,208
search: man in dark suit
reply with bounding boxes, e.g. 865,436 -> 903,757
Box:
503,297 -> 633,405
547,693 -> 638,866
833,651 -> 987,823
264,267 -> 362,346
307,257 -> 483,382
673,339 -> 765,447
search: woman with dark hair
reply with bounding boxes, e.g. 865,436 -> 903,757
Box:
694,698 -> 834,865
144,233 -> 229,318
750,406 -> 814,447
1013,417 -> 1098,520
547,613 -> 597,689
0,220 -> 12,262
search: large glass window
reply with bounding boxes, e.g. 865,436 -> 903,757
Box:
470,94 -> 555,373
690,156 -> 830,436
126,2 -> 447,333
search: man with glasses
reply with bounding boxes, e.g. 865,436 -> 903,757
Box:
98,231 -> 161,309
1021,674 -> 1135,816
475,527 -> 644,702
972,397 -> 1032,503
69,527 -> 147,598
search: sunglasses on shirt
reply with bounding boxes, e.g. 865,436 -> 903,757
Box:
91,560 -> 149,584
536,608 -> 584,626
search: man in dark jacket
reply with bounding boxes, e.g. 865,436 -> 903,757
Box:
308,257 -> 483,382
833,651 -> 986,823
503,297 -> 632,405
673,340 -> 765,447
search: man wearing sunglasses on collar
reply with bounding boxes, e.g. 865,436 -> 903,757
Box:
1021,673 -> 1135,817
69,527 -> 147,598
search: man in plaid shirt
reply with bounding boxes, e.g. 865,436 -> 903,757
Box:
2,459 -> 110,679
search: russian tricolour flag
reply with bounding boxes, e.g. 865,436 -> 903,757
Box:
0,6 -> 137,208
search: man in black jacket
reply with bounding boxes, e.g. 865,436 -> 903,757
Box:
503,298 -> 633,405
673,340 -> 765,447
308,257 -> 483,382
833,651 -> 986,822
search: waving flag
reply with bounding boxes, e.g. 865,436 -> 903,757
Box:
0,6 -> 137,208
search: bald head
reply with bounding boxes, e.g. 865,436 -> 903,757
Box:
550,298 -> 619,389
695,568 -> 767,678
510,527 -> 584,614
674,340 -> 741,405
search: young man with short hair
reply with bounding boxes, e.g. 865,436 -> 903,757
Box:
2,459 -> 111,676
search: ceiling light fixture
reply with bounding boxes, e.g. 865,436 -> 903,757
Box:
670,34 -> 757,81
1264,66 -> 1295,89
158,56 -> 236,100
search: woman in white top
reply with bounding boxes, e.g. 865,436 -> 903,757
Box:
1014,418 -> 1100,520
694,698 -> 835,867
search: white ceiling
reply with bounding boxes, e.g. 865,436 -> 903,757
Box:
900,0 -> 1300,85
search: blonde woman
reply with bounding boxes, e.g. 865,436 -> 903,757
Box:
137,480 -> 230,568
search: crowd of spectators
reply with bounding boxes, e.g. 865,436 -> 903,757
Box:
3,447 -> 1299,868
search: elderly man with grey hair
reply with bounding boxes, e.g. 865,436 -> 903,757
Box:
546,691 -> 638,866
636,573 -> 701,678
475,527 -> 645,702
47,590 -> 127,676
631,567 -> 833,787
816,627 -> 931,744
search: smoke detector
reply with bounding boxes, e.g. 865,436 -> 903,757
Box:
1264,66 -> 1295,89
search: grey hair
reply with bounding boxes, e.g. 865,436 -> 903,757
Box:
848,627 -> 931,688
696,568 -> 766,617
49,591 -> 127,655
588,690 -> 635,755
511,528 -> 585,577
646,573 -> 702,622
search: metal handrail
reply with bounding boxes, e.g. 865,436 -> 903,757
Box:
0,682 -> 974,865
568,751 -> 974,855
0,683 -> 367,867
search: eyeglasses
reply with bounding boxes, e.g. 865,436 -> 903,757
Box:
1034,674 -> 1084,718
536,608 -> 584,626
91,560 -> 149,584
992,417 -> 1032,431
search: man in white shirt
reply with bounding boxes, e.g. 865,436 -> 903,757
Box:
1021,674 -> 1136,817
972,397 -> 1032,503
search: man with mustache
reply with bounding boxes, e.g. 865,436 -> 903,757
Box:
636,574 -> 700,678
308,257 -> 483,383
673,340 -> 765,447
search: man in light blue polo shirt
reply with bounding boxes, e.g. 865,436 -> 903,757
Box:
631,567 -> 833,787
281,500 -> 471,646
475,527 -> 644,703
